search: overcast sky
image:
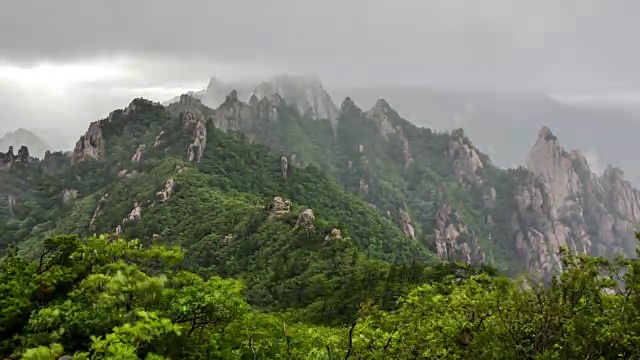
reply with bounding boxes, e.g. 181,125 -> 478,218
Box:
0,0 -> 639,144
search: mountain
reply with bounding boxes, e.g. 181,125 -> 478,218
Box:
159,81 -> 640,280
0,96 -> 439,330
0,128 -> 51,158
331,86 -> 640,186
4,85 -> 640,359
164,75 -> 339,125
5,76 -> 640,282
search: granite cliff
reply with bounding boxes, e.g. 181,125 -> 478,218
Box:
160,83 -> 640,279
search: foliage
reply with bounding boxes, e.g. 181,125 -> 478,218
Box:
3,234 -> 640,359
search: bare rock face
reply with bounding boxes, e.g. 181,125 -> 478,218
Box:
123,202 -> 142,224
280,155 -> 288,180
89,193 -> 109,230
253,75 -> 339,125
154,131 -> 165,147
432,203 -> 485,265
221,234 -> 234,245
601,165 -> 640,222
267,196 -> 292,218
43,151 -> 71,172
156,178 -> 175,203
131,144 -> 146,163
186,115 -> 207,164
7,195 -> 16,219
511,126 -> 640,280
447,129 -> 484,184
526,127 -> 581,207
212,90 -> 250,132
72,121 -> 105,165
62,189 -> 78,204
0,146 -> 17,170
364,99 -> 414,167
399,209 -> 416,239
358,178 -> 369,196
324,228 -> 342,241
17,145 -> 29,163
295,208 -> 315,231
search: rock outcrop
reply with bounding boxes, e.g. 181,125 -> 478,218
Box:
131,144 -> 146,163
253,75 -> 339,125
123,202 -> 142,224
7,195 -> 16,219
177,99 -> 208,164
399,209 -> 416,239
365,99 -> 413,167
89,193 -> 109,230
62,189 -> 78,204
280,155 -> 288,180
0,145 -> 30,170
510,126 -> 640,280
448,129 -> 484,184
294,208 -> 315,231
432,203 -> 485,265
267,197 -> 292,218
72,121 -> 105,165
156,178 -> 175,203
324,228 -> 342,241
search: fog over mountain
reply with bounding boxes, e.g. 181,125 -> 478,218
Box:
1,0 -> 639,179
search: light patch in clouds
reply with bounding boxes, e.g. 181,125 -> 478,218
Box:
0,59 -> 131,95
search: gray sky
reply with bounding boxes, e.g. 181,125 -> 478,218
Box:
0,0 -> 639,144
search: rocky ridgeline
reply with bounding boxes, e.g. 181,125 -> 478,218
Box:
506,126 -> 639,279
65,77 -> 640,279
0,145 -> 29,170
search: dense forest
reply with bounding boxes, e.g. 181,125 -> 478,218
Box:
3,234 -> 640,359
1,94 -> 640,359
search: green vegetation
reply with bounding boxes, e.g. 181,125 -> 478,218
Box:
3,95 -> 639,358
3,234 -> 640,359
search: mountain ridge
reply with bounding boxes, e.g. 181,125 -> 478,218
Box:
3,82 -> 640,283
159,87 -> 640,279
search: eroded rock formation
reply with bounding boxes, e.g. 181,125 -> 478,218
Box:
267,196 -> 292,218
280,155 -> 288,180
509,126 -> 640,280
432,203 -> 485,265
186,114 -> 207,164
156,178 -> 175,203
295,209 -> 315,231
62,189 -> 78,204
72,121 -> 105,165
399,209 -> 416,239
131,144 -> 146,163
123,202 -> 142,224
324,228 -> 342,241
448,129 -> 484,184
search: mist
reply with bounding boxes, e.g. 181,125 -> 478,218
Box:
1,0 -> 639,174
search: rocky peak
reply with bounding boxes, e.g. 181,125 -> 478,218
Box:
526,126 -> 581,207
447,128 -> 484,184
365,99 -> 397,139
340,97 -> 363,117
0,147 -> 16,171
253,75 -> 339,124
600,165 -> 640,223
72,121 -> 105,165
267,196 -> 292,218
179,93 -> 203,108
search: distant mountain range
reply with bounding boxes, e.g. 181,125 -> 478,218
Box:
165,76 -> 640,186
0,128 -> 52,158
